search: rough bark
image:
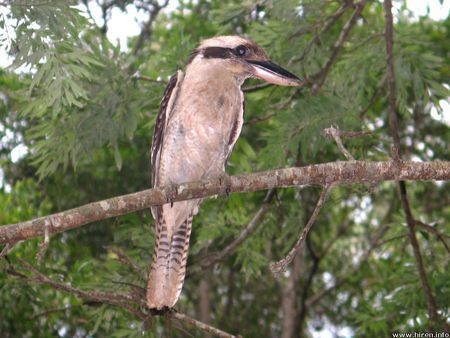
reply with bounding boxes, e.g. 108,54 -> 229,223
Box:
1,160 -> 449,245
383,0 -> 441,326
281,254 -> 302,338
199,278 -> 212,338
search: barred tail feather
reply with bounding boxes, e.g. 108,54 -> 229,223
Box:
146,215 -> 193,309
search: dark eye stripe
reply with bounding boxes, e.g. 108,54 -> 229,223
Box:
202,47 -> 234,59
201,46 -> 250,60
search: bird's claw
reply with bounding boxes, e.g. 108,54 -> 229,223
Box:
148,306 -> 173,316
218,174 -> 232,197
166,183 -> 178,207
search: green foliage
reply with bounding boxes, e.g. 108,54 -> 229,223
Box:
0,0 -> 449,337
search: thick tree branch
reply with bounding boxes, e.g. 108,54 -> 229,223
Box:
384,0 -> 440,325
0,161 -> 449,245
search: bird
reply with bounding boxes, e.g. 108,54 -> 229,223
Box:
147,35 -> 303,310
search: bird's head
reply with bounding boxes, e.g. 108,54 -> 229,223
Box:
188,35 -> 304,86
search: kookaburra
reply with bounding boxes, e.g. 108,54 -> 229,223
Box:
147,35 -> 303,309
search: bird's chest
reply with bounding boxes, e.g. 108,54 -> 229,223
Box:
159,82 -> 243,182
170,83 -> 243,151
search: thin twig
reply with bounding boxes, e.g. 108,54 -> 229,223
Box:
131,0 -> 170,57
319,219 -> 352,258
0,242 -> 14,259
305,223 -> 390,308
18,258 -> 140,302
110,280 -> 146,301
170,311 -> 241,338
415,221 -> 450,254
333,130 -> 374,138
108,246 -> 147,280
10,259 -> 241,336
11,258 -> 145,319
188,189 -> 276,276
81,0 -> 96,26
242,82 -> 272,93
360,77 -> 386,116
245,112 -> 276,125
36,226 -> 49,264
133,74 -> 168,85
375,233 -> 408,248
31,303 -> 87,319
323,126 -> 355,160
383,0 -> 440,325
270,185 -> 332,277
289,2 -> 351,65
311,0 -> 368,95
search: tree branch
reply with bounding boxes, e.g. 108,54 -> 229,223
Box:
384,0 -> 440,325
305,223 -> 390,308
290,2 -> 352,64
1,161 -> 449,245
35,226 -> 49,264
131,0 -> 170,57
311,0 -> 368,95
245,112 -> 277,125
188,189 -> 276,276
270,185 -> 331,277
11,258 -> 143,317
0,242 -> 14,259
414,221 -> 450,255
107,246 -> 147,280
242,82 -> 272,93
323,126 -> 355,160
9,258 -> 238,337
170,311 -> 242,338
133,73 -> 168,85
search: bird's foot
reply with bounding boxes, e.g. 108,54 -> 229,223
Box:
218,173 -> 232,197
165,182 -> 178,207
148,306 -> 174,316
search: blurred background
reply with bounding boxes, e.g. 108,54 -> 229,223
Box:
0,0 -> 448,337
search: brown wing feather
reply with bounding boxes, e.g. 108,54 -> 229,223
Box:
148,71 -> 188,309
151,71 -> 181,187
225,91 -> 245,165
150,71 -> 184,221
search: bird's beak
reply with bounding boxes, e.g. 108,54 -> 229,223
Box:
248,60 -> 304,87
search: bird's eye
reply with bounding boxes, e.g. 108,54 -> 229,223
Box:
235,45 -> 248,57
